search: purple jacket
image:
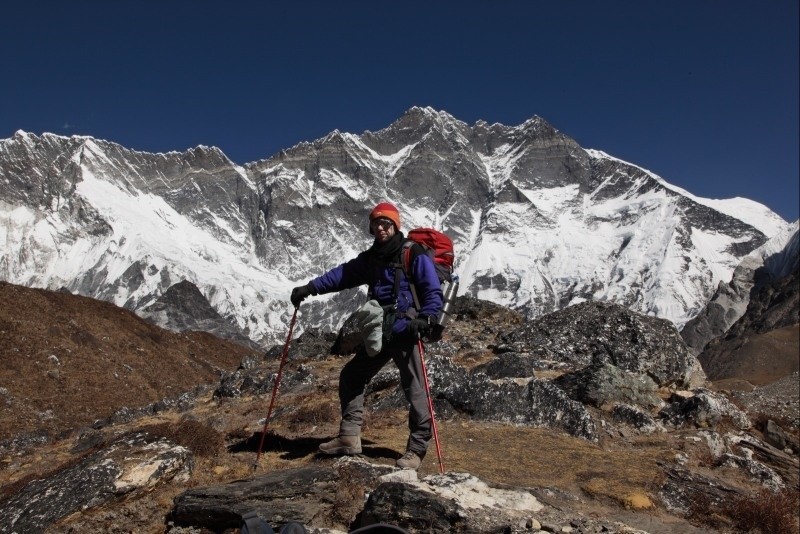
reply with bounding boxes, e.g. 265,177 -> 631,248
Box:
308,246 -> 444,337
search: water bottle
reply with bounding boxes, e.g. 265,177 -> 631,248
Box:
437,274 -> 459,327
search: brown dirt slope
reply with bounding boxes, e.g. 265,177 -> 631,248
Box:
703,325 -> 799,385
0,282 -> 261,443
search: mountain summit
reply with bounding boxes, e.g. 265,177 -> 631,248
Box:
0,110 -> 790,343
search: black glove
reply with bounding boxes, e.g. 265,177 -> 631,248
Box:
406,317 -> 432,339
290,284 -> 313,308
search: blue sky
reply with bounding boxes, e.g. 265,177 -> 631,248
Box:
2,1 -> 798,222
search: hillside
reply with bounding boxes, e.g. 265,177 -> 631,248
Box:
0,284 -> 797,533
0,281 -> 260,445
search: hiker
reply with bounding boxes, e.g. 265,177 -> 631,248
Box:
290,202 -> 443,470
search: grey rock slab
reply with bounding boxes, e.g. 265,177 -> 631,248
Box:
171,465 -> 338,531
554,362 -> 663,410
659,388 -> 751,430
0,432 -> 191,533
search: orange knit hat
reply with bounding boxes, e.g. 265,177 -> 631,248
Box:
369,202 -> 401,234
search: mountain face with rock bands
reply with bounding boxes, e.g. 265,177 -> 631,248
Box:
0,107 -> 790,343
681,221 -> 798,355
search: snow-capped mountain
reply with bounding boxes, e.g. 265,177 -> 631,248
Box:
0,107 -> 790,344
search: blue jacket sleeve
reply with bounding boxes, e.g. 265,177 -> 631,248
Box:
308,251 -> 370,295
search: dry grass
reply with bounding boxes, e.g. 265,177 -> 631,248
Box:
328,462 -> 372,527
725,487 -> 800,534
696,448 -> 722,468
0,282 -> 259,444
687,491 -> 733,531
402,420 -> 671,499
687,486 -> 800,533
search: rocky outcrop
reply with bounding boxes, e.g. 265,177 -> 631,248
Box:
171,464 -> 340,531
659,389 -> 751,430
611,404 -> 664,434
171,456 -> 648,534
497,301 -> 705,387
658,464 -> 746,515
699,268 -> 799,384
679,256 -> 761,355
682,224 -> 798,355
370,354 -> 599,442
0,433 -> 191,533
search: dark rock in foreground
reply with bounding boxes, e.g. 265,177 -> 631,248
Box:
171,465 -> 339,531
0,433 -> 191,533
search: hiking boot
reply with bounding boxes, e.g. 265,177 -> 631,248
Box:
318,435 -> 361,455
395,450 -> 422,470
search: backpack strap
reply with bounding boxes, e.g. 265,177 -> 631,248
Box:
397,241 -> 425,311
370,240 -> 425,311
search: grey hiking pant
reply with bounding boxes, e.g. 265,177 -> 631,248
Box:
337,337 -> 432,457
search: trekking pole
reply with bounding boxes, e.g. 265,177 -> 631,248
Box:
253,308 -> 298,470
417,338 -> 444,474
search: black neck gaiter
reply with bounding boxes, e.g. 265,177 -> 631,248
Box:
368,231 -> 405,263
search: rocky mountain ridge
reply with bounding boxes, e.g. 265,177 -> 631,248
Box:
0,107 -> 791,345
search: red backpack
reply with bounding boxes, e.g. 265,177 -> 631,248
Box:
393,228 -> 459,340
401,228 -> 455,284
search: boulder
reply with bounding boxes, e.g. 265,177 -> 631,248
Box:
659,389 -> 751,430
370,355 -> 598,442
362,471 -> 545,532
658,463 -> 745,516
611,404 -> 664,434
725,433 -> 799,489
171,465 -> 338,531
763,419 -> 789,451
214,362 -> 315,399
553,363 -> 663,410
720,453 -> 784,491
172,456 -> 545,534
498,301 -> 705,387
472,352 -> 540,379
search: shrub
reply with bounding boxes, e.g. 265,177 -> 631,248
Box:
143,420 -> 224,457
725,487 -> 800,534
286,396 -> 338,431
